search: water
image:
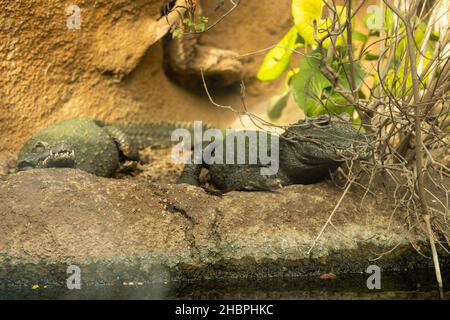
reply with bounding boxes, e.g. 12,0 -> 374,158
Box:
1,271 -> 448,300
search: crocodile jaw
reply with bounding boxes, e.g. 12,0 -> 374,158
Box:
17,141 -> 76,170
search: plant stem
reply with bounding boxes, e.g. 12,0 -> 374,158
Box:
383,0 -> 443,292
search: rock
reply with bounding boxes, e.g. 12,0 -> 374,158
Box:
0,153 -> 16,177
0,168 -> 441,287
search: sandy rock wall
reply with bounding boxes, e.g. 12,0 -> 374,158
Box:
0,0 -> 293,156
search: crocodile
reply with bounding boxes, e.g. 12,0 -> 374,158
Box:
178,115 -> 370,191
16,118 -> 197,177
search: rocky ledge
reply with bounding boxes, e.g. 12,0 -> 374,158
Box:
0,169 -> 444,287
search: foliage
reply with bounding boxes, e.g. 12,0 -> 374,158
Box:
257,0 -> 363,119
257,0 -> 441,120
292,1 -> 348,48
257,26 -> 301,81
258,0 -> 448,292
172,16 -> 209,38
290,49 -> 365,116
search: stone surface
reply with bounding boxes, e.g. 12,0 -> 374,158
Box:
0,168 -> 441,287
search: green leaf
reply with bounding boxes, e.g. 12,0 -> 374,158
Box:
183,18 -> 194,27
291,52 -> 360,117
364,52 -> 379,61
352,31 -> 368,42
172,28 -> 183,38
285,67 -> 299,87
292,0 -> 348,48
337,61 -> 366,91
195,22 -> 206,32
352,116 -> 365,132
267,91 -> 290,120
292,0 -> 324,46
291,53 -> 332,116
430,31 -> 440,42
257,26 -> 298,81
323,92 -> 354,116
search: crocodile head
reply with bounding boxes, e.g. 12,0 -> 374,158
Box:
282,115 -> 370,174
17,140 -> 76,171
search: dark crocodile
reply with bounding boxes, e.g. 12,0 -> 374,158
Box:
16,118 -> 197,177
178,115 -> 370,191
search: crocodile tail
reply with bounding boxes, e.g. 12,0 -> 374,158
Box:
103,121 -> 209,151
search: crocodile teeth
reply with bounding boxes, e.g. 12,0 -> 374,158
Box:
58,152 -> 70,159
52,150 -> 74,160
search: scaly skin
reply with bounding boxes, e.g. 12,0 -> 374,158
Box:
178,115 -> 370,191
16,118 -> 197,177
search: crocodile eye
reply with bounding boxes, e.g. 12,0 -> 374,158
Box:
32,142 -> 47,153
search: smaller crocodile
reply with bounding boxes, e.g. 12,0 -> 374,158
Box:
178,115 -> 370,191
17,118 -> 197,177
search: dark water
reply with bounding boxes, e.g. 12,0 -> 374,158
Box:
1,271 -> 449,300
